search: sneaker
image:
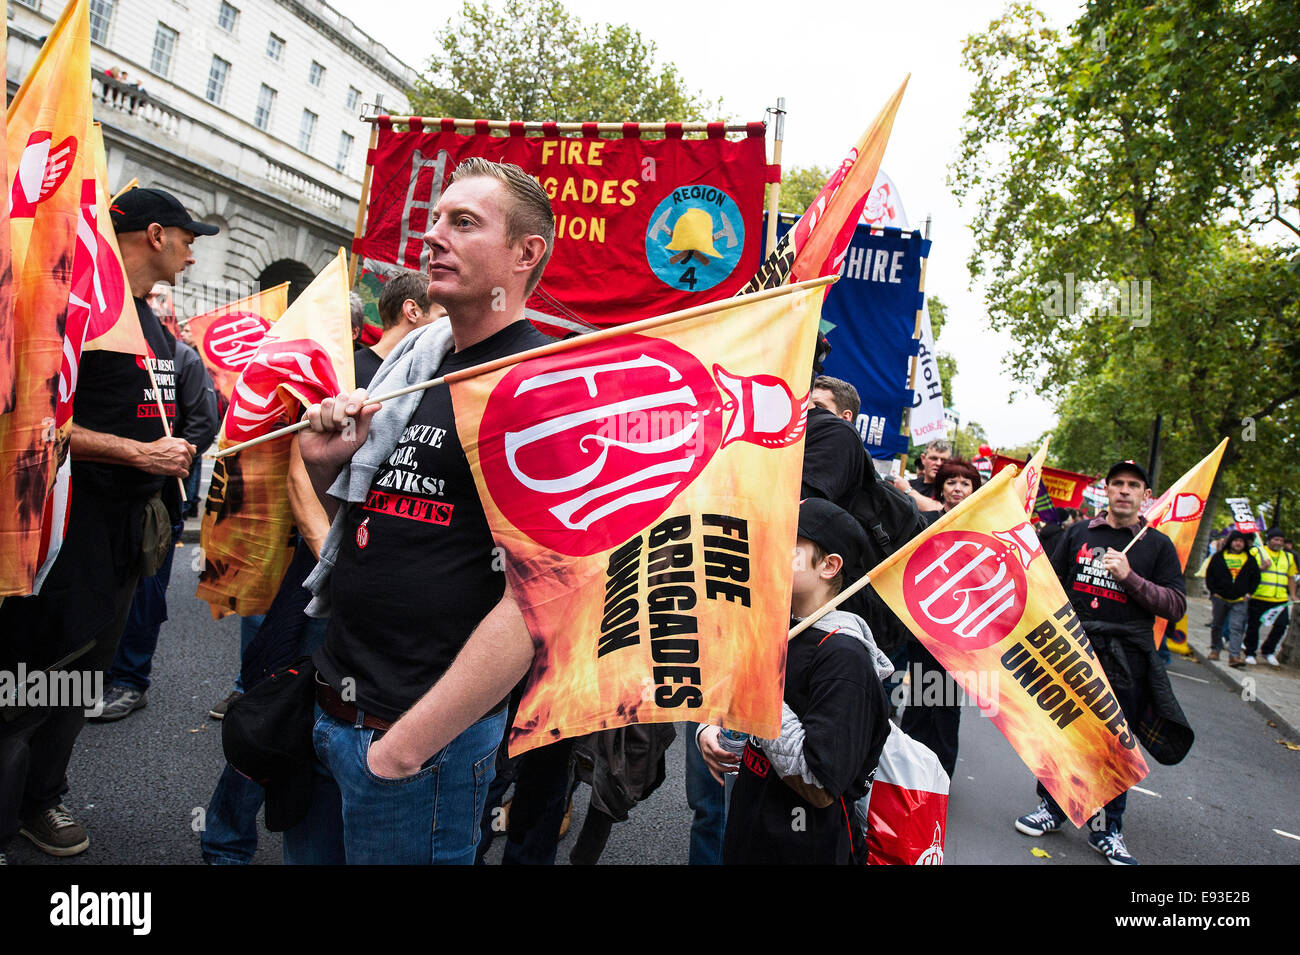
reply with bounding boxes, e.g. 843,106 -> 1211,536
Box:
1207,650 -> 1220,661
1090,828 -> 1138,865
1015,800 -> 1063,836
19,804 -> 90,857
89,684 -> 147,722
1245,655 -> 1257,665
208,690 -> 242,721
1265,654 -> 1280,667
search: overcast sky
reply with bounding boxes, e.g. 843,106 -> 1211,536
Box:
330,0 -> 1087,448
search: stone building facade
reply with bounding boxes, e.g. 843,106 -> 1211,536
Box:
6,0 -> 415,309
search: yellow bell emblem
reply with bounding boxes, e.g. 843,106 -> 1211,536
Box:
665,208 -> 722,263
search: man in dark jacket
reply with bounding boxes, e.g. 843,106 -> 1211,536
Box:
1013,460 -> 1189,866
1205,530 -> 1261,666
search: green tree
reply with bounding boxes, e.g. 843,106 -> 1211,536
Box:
411,0 -> 719,123
776,165 -> 829,215
952,1 -> 1300,577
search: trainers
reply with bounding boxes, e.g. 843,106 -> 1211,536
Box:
1015,800 -> 1063,836
19,804 -> 89,857
1090,828 -> 1138,865
1207,649 -> 1220,661
208,690 -> 242,721
90,684 -> 147,722
1245,655 -> 1257,665
1265,654 -> 1280,667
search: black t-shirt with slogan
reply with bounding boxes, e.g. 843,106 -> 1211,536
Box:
1050,518 -> 1184,630
316,320 -> 553,723
71,296 -> 178,500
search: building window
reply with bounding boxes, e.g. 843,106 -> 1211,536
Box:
346,86 -> 362,111
206,56 -> 230,105
255,84 -> 276,131
308,61 -> 325,88
335,132 -> 354,173
150,23 -> 178,78
298,110 -> 317,152
14,0 -> 42,11
266,32 -> 285,61
217,1 -> 239,33
88,0 -> 115,44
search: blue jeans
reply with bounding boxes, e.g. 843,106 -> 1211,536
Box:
108,521 -> 184,692
282,703 -> 507,865
685,728 -> 726,865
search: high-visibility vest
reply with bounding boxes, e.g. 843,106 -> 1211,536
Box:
1250,546 -> 1297,602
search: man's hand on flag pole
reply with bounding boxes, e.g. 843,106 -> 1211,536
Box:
138,436 -> 196,478
300,388 -> 382,469
1103,547 -> 1133,582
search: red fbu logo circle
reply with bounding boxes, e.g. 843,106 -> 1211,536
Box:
478,334 -> 725,557
202,312 -> 272,373
902,531 -> 1028,651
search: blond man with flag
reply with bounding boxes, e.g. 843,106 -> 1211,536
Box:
0,187 -> 216,859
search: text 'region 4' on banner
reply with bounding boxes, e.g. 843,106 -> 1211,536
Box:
868,467 -> 1149,826
361,124 -> 768,330
451,287 -> 822,755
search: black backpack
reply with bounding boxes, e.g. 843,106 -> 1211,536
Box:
840,462 -> 930,654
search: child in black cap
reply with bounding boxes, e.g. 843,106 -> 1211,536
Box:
710,497 -> 892,864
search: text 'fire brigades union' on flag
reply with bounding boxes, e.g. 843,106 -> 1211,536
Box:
867,467 -> 1149,826
449,286 -> 822,755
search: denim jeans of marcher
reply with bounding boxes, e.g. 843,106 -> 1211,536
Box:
282,703 -> 507,865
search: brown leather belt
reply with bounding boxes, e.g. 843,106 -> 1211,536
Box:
315,674 -> 393,731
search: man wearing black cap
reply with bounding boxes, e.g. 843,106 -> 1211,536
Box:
710,497 -> 892,864
0,187 -> 214,859
1013,459 -> 1187,865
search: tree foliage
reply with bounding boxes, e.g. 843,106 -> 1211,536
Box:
411,0 -> 719,123
953,1 -> 1300,558
776,165 -> 830,215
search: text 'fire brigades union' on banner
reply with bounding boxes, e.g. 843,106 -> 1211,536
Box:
868,467 -> 1149,826
450,288 -> 821,755
361,122 -> 769,329
773,216 -> 925,457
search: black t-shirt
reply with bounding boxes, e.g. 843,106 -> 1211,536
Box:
315,320 -> 553,723
352,346 -> 384,390
800,406 -> 864,510
1051,518 -> 1184,631
910,476 -> 936,499
724,624 -> 890,865
71,297 -> 177,500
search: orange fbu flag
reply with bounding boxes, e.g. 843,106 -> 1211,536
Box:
1142,438 -> 1228,647
197,254 -> 352,618
867,466 -> 1149,827
1013,436 -> 1051,517
0,13 -> 15,412
0,0 -> 92,596
79,129 -> 147,357
450,285 -> 821,755
187,283 -> 291,404
741,78 -> 908,294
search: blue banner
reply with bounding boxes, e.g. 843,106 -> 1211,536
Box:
773,217 -> 928,457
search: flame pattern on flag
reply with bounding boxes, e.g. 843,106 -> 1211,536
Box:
450,289 -> 821,755
867,467 -> 1149,827
197,254 -> 351,617
1143,438 -> 1228,647
0,0 -> 92,596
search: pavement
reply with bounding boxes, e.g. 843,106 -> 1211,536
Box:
1181,594 -> 1300,739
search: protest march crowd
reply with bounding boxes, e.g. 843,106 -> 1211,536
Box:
2,6 -> 1295,871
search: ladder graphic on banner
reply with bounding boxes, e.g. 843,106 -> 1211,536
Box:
399,147 -> 450,272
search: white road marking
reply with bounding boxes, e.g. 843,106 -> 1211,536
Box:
1274,829 -> 1300,842
1131,786 -> 1162,798
1168,670 -> 1210,684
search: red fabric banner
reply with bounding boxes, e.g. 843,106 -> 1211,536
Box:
990,454 -> 1095,510
360,126 -> 768,329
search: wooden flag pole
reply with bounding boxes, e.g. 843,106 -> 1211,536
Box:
788,570 -> 874,640
348,95 -> 383,285
764,97 -> 785,256
367,116 -> 759,134
144,361 -> 187,502
211,275 -> 836,460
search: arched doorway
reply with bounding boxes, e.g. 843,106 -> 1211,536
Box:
257,259 -> 315,304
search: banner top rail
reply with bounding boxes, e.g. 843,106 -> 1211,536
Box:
367,116 -> 766,136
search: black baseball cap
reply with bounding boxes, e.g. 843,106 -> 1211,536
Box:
1105,459 -> 1150,488
797,498 -> 868,577
109,187 -> 219,236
